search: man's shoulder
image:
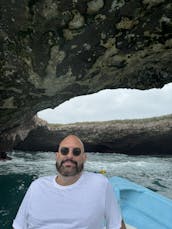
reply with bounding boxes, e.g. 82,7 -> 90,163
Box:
83,171 -> 108,184
31,175 -> 55,188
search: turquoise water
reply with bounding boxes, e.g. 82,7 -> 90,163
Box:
0,151 -> 172,229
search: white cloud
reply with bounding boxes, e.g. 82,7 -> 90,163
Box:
37,83 -> 172,124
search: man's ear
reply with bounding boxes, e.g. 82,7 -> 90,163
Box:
56,151 -> 59,159
83,153 -> 87,162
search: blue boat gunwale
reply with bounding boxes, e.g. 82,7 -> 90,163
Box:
109,176 -> 172,229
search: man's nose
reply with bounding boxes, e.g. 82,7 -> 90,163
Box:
66,149 -> 74,158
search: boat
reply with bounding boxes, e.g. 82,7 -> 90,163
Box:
109,176 -> 172,229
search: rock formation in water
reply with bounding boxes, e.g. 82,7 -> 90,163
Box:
1,0 -> 172,151
14,115 -> 172,155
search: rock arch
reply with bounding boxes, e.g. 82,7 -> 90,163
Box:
1,0 -> 172,151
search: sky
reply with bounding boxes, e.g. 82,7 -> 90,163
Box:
37,83 -> 172,124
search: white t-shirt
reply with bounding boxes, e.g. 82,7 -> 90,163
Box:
13,172 -> 122,229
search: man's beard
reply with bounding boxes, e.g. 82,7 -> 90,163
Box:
56,159 -> 84,177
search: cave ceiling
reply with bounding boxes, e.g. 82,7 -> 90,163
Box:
0,0 -> 172,150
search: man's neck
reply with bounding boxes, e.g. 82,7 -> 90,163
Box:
56,173 -> 82,186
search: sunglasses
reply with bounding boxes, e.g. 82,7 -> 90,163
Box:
59,147 -> 82,156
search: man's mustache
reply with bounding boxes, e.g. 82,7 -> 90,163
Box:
60,159 -> 77,167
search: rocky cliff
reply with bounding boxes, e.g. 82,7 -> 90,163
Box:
14,115 -> 172,155
1,0 -> 172,151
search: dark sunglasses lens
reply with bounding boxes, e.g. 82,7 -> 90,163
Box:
73,148 -> 81,156
60,147 -> 69,155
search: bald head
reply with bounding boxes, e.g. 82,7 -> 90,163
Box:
58,135 -> 85,153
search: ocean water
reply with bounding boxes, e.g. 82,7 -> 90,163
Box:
0,151 -> 172,229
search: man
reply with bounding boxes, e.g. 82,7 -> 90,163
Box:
13,135 -> 126,229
